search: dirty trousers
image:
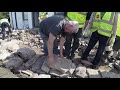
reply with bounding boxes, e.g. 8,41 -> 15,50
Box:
64,28 -> 82,56
81,31 -> 109,65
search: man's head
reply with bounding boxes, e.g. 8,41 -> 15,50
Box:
64,21 -> 79,33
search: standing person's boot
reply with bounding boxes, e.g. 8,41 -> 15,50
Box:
70,52 -> 75,60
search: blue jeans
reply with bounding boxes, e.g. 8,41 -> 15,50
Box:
39,27 -> 58,56
81,31 -> 109,65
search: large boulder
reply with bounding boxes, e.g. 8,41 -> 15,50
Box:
16,48 -> 36,62
24,54 -> 41,69
41,55 -> 76,76
3,54 -> 24,69
31,56 -> 46,74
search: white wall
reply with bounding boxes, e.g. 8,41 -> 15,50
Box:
11,12 -> 17,29
9,12 -> 13,29
9,12 -> 56,29
47,12 -> 54,17
28,12 -> 33,29
16,12 -> 23,29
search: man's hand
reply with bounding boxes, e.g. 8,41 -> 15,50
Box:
60,54 -> 64,58
48,56 -> 54,66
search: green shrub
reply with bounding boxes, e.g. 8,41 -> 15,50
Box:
0,12 -> 9,20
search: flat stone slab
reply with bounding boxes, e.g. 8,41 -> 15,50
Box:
87,68 -> 101,78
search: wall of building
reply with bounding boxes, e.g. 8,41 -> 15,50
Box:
9,12 -> 62,30
28,12 -> 33,29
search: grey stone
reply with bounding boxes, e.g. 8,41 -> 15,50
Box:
90,49 -> 97,56
75,64 -> 88,78
53,58 -> 73,73
69,63 -> 76,75
17,48 -> 36,62
100,71 -> 120,78
41,55 -> 76,75
50,69 -> 69,78
114,63 -> 120,71
24,54 -> 41,68
87,68 -> 101,78
31,56 -> 46,74
19,65 -> 27,70
41,55 -> 59,73
41,59 -> 51,73
3,55 -> 24,69
23,42 -> 29,45
33,74 -> 51,78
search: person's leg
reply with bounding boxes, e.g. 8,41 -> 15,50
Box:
81,31 -> 99,60
8,24 -> 12,35
53,38 -> 59,55
92,34 -> 109,66
64,33 -> 73,58
112,36 -> 120,59
70,36 -> 79,59
70,28 -> 82,59
39,23 -> 48,56
1,23 -> 6,40
42,36 -> 48,56
5,23 -> 11,37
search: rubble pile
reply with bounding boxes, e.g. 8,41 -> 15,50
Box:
0,29 -> 120,78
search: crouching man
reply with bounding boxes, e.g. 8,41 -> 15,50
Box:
39,16 -> 79,66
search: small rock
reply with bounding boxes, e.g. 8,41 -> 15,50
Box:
23,42 -> 29,45
75,64 -> 88,78
33,74 -> 51,78
50,69 -> 69,78
100,71 -> 120,78
20,70 -> 33,77
87,68 -> 101,78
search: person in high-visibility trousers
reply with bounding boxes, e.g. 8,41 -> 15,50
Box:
81,12 -> 118,69
63,12 -> 92,60
0,18 -> 12,40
